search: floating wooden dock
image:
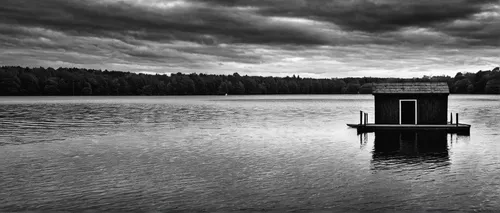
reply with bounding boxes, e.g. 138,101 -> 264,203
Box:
348,110 -> 470,135
347,123 -> 471,134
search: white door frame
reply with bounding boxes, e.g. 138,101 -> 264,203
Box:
399,99 -> 417,125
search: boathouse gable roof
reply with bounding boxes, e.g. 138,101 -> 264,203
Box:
372,82 -> 449,94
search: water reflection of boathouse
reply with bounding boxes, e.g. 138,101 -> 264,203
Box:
373,130 -> 448,157
370,130 -> 452,170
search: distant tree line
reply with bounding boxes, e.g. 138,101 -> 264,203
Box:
0,66 -> 499,95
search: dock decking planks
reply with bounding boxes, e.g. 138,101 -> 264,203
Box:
347,123 -> 471,134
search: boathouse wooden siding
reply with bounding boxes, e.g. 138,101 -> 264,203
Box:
372,82 -> 449,125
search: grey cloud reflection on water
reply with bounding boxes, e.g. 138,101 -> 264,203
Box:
0,95 -> 498,212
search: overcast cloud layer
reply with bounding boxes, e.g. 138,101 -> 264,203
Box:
0,0 -> 499,77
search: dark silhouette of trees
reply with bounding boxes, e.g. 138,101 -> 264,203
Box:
0,66 -> 499,95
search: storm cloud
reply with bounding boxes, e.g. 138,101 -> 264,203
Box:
0,0 -> 499,77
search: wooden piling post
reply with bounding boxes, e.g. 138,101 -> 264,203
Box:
360,111 -> 363,125
456,113 -> 459,126
450,113 -> 453,124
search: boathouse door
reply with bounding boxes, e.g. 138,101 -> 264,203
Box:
400,100 -> 417,124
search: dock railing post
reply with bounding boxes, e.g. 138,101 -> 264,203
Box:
360,111 -> 363,125
366,113 -> 369,125
450,113 -> 453,124
456,113 -> 459,126
364,113 -> 367,126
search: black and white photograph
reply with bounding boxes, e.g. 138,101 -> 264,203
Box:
0,0 -> 499,212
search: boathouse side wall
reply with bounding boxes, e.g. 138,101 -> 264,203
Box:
374,94 -> 448,124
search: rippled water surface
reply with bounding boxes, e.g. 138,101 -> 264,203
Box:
0,95 -> 499,212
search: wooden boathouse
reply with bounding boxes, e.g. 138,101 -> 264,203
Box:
348,82 -> 470,134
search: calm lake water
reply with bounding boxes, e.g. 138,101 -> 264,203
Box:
0,95 -> 499,212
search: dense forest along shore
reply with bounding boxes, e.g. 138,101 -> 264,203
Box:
1,66 -> 499,96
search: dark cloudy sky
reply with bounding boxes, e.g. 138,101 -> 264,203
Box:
1,0 -> 499,77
